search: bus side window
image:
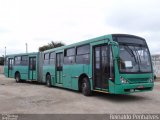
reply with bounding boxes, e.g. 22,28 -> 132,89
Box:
14,56 -> 21,66
44,53 -> 49,65
21,56 -> 28,65
64,48 -> 75,64
76,44 -> 90,64
50,52 -> 55,64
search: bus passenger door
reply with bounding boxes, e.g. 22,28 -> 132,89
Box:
8,58 -> 14,77
29,57 -> 36,80
93,45 -> 110,90
56,53 -> 63,84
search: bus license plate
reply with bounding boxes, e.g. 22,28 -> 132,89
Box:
137,86 -> 144,88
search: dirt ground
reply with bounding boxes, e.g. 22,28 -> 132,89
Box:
0,74 -> 160,114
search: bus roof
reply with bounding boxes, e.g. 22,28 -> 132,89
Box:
43,34 -> 113,53
43,34 -> 146,53
112,34 -> 145,40
5,52 -> 39,58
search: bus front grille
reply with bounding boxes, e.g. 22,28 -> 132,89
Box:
128,78 -> 149,84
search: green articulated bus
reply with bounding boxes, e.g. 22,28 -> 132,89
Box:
4,34 -> 154,95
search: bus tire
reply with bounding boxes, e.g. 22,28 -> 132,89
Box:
82,77 -> 92,96
46,74 -> 51,87
15,73 -> 21,83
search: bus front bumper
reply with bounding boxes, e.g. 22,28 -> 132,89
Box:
112,82 -> 154,94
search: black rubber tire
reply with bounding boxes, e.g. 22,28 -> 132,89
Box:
15,73 -> 21,83
46,74 -> 51,87
82,77 -> 92,96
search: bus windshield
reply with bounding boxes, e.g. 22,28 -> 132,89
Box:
119,44 -> 152,73
113,35 -> 152,73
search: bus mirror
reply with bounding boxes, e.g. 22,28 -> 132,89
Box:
108,41 -> 118,46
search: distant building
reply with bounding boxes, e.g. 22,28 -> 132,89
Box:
0,57 -> 4,65
152,54 -> 160,78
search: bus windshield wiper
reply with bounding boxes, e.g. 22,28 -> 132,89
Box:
124,45 -> 138,63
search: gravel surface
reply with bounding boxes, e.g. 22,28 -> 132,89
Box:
0,74 -> 160,114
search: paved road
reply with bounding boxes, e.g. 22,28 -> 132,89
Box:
0,74 -> 160,114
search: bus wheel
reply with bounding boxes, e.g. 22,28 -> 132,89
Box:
46,75 -> 51,87
82,77 -> 92,96
15,73 -> 21,83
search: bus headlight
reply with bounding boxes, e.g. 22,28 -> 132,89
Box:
120,76 -> 128,84
149,78 -> 154,82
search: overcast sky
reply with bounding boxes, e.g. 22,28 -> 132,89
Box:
0,0 -> 160,56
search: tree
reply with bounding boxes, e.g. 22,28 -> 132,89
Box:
39,41 -> 65,52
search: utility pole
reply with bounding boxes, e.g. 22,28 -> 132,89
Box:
25,43 -> 28,53
4,46 -> 6,57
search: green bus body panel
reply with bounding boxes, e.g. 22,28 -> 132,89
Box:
4,66 -> 8,77
43,64 -> 90,90
43,65 -> 55,84
63,65 -> 73,89
14,66 -> 29,80
63,64 -> 90,90
8,69 -> 14,78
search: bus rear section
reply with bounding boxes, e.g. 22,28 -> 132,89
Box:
4,52 -> 43,83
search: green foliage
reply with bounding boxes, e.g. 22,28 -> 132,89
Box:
0,57 -> 4,65
39,41 -> 65,52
